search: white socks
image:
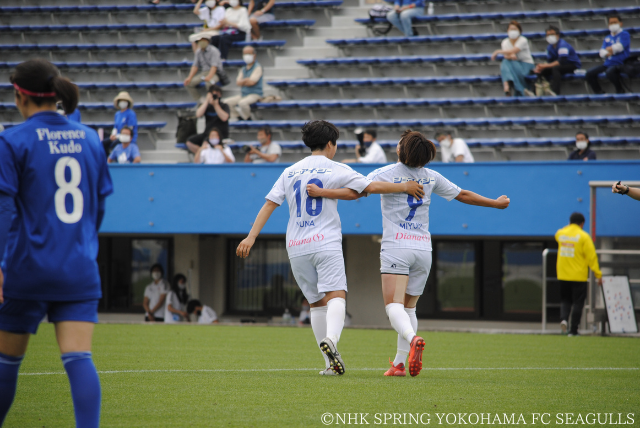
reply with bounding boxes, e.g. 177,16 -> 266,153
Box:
387,304 -> 417,366
310,306 -> 331,368
325,297 -> 346,346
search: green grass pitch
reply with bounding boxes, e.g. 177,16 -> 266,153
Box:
6,323 -> 640,427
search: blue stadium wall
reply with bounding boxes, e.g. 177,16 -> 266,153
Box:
101,161 -> 640,238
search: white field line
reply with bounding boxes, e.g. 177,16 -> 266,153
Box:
19,367 -> 640,376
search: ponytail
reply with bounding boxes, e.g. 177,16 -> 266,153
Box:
10,59 -> 78,113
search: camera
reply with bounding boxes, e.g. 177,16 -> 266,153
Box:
354,128 -> 367,156
212,94 -> 219,101
242,145 -> 253,153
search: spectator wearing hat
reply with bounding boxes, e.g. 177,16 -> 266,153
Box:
102,91 -> 138,155
107,127 -> 141,164
248,0 -> 275,40
184,35 -> 224,101
568,131 -> 596,161
244,125 -> 281,163
209,0 -> 251,60
533,26 -> 581,96
225,46 -> 263,121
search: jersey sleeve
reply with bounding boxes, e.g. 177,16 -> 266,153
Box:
0,136 -> 19,197
336,165 -> 371,193
432,171 -> 461,201
265,171 -> 286,205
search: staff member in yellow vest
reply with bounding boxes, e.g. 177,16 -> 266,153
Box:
555,212 -> 602,336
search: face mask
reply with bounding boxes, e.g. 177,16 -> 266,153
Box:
197,40 -> 209,49
178,282 -> 186,289
440,138 -> 452,148
152,271 -> 162,281
508,30 -> 520,39
209,138 -> 220,144
257,136 -> 268,144
205,0 -> 216,7
229,0 -> 239,7
56,108 -> 65,116
609,23 -> 621,33
243,54 -> 254,65
546,35 -> 558,45
118,100 -> 129,110
196,310 -> 202,316
119,134 -> 131,144
576,141 -> 588,150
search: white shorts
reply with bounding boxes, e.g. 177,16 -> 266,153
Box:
290,250 -> 347,304
380,248 -> 432,296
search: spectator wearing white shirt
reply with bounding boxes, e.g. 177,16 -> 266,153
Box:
192,0 -> 226,44
194,128 -> 235,164
244,126 -> 281,163
343,129 -> 387,164
209,0 -> 251,59
187,300 -> 219,324
491,21 -> 535,97
435,131 -> 474,163
142,264 -> 168,322
165,274 -> 191,324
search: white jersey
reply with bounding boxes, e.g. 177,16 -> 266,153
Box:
367,163 -> 461,251
198,305 -> 218,324
266,155 -> 371,258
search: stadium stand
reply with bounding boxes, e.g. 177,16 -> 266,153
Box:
0,0 -> 638,163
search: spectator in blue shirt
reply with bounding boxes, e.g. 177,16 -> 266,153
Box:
533,26 -> 581,95
568,131 -> 596,161
586,16 -> 630,94
386,0 -> 424,37
107,127 -> 141,164
102,91 -> 138,155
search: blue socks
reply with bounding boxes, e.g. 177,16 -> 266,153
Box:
61,352 -> 101,428
0,352 -> 24,427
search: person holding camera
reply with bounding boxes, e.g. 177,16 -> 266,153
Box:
183,35 -> 224,101
243,125 -> 281,163
185,86 -> 230,154
343,129 -> 387,164
195,128 -> 235,164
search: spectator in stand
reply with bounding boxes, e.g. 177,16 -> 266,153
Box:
343,130 -> 387,164
612,182 -> 640,201
248,0 -> 275,40
568,131 -> 596,161
386,0 -> 424,37
184,35 -> 224,101
195,128 -> 235,164
185,86 -> 230,154
491,21 -> 535,97
187,299 -> 219,324
209,0 -> 251,60
586,16 -> 630,94
102,91 -> 138,155
435,131 -> 474,163
225,46 -> 263,121
107,127 -> 141,164
142,264 -> 168,322
533,26 -> 581,96
191,0 -> 226,51
164,274 -> 191,324
244,125 -> 281,163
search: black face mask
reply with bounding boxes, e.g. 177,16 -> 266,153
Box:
196,310 -> 202,316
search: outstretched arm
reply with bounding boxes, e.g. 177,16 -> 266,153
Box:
612,182 -> 640,201
307,181 -> 424,201
236,200 -> 280,258
455,189 -> 510,209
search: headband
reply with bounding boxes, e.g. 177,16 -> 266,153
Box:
13,82 -> 55,98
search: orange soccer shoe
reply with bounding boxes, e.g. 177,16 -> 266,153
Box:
384,359 -> 406,377
408,336 -> 425,377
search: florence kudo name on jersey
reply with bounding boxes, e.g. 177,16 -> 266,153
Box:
36,127 -> 87,154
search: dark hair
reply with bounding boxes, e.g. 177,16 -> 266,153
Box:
209,85 -> 222,95
187,299 -> 202,314
120,126 -> 132,135
570,212 -> 585,225
609,15 -> 621,22
364,129 -> 377,139
508,20 -> 522,33
301,120 -> 339,152
434,130 -> 451,139
546,25 -> 560,36
150,263 -> 164,276
208,127 -> 221,138
171,274 -> 189,305
397,130 -> 437,168
258,125 -> 272,137
10,59 -> 78,114
576,131 -> 589,140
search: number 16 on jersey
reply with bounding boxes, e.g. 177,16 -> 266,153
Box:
293,179 -> 324,217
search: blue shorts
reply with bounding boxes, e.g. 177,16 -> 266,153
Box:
0,298 -> 99,335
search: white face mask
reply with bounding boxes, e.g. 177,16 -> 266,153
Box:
118,100 -> 129,110
56,109 -> 65,116
243,54 -> 254,65
546,35 -> 558,45
609,23 -> 621,33
209,138 -> 220,144
205,0 -> 216,7
576,141 -> 588,150
152,271 -> 162,281
119,134 -> 131,144
197,40 -> 208,49
229,0 -> 239,7
178,282 -> 186,289
440,137 -> 452,148
508,29 -> 520,39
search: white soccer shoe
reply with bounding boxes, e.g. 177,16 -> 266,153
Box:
319,337 -> 345,375
319,368 -> 337,376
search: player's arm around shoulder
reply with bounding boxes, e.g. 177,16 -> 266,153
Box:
307,185 -> 361,200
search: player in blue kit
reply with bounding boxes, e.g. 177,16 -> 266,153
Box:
0,59 -> 113,427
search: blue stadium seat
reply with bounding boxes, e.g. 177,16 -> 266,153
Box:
0,21 -> 311,33
0,60 -> 245,69
0,2 -> 341,13
0,41 -> 286,52
1,121 -> 166,130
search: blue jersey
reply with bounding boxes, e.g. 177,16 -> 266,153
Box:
546,39 -> 581,69
114,108 -> 138,145
0,111 -> 113,301
67,108 -> 81,123
602,30 -> 631,67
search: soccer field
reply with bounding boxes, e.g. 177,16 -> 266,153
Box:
6,324 -> 640,427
